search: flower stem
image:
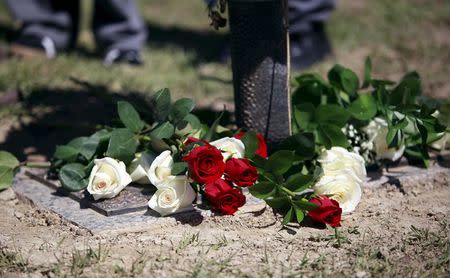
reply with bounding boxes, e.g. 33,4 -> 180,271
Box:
23,161 -> 52,168
334,227 -> 341,248
280,186 -> 296,197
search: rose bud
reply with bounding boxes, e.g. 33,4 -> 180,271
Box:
183,145 -> 225,184
87,157 -> 132,200
234,132 -> 268,158
224,158 -> 258,187
308,196 -> 342,227
204,179 -> 246,215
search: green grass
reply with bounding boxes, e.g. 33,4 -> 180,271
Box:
0,0 -> 448,104
0,0 -> 448,159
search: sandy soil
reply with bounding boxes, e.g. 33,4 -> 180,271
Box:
0,166 -> 449,277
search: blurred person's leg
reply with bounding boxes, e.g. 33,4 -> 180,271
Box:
5,0 -> 79,58
92,0 -> 147,66
288,0 -> 335,70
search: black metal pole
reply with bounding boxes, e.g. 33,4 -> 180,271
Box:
229,0 -> 291,147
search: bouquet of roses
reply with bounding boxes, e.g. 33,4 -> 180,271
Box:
42,87 -> 364,228
2,61 -> 447,229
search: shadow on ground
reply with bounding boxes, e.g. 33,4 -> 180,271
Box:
0,79 -> 232,161
146,21 -> 228,63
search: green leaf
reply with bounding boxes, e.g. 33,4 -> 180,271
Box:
293,74 -> 329,107
106,128 -> 138,164
293,103 -> 315,131
79,135 -> 100,161
171,162 -> 188,175
285,173 -> 314,192
0,151 -> 19,190
348,94 -> 377,120
241,131 -> 258,159
265,195 -> 290,209
390,71 -> 421,106
67,137 -> 85,149
317,124 -> 350,148
0,151 -> 20,169
170,98 -> 195,122
265,150 -> 297,176
386,128 -> 402,148
362,57 -> 372,88
249,181 -> 277,199
150,122 -> 175,139
204,111 -> 224,141
59,163 -> 88,192
54,145 -> 79,162
153,88 -> 171,122
328,64 -> 359,96
149,138 -> 171,153
278,133 -> 315,160
416,122 -> 428,145
392,118 -> 408,130
252,155 -> 267,168
315,104 -> 351,127
294,207 -> 305,223
371,79 -> 396,88
92,129 -> 111,154
292,199 -> 320,211
117,101 -> 145,133
282,207 -> 294,225
0,166 -> 14,191
183,114 -> 202,130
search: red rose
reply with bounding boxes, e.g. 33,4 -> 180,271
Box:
234,132 -> 268,158
204,179 -> 246,215
184,136 -> 201,146
183,145 -> 225,184
308,196 -> 342,227
224,158 -> 258,187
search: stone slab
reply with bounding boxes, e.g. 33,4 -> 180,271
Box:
12,168 -> 266,234
25,169 -> 155,216
11,153 -> 449,234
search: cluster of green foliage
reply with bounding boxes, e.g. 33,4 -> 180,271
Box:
248,59 -> 448,225
52,88 -> 203,192
243,128 -> 322,225
291,58 -> 447,166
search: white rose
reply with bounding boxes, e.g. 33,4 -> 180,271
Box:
430,132 -> 449,151
127,153 -> 155,184
314,173 -> 362,214
148,150 -> 174,187
87,157 -> 132,200
148,176 -> 196,216
364,117 -> 405,161
210,137 -> 245,161
318,147 -> 366,182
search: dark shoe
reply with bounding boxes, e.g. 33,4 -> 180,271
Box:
290,24 -> 332,71
103,49 -> 144,66
9,35 -> 56,59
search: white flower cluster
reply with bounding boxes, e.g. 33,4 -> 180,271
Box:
314,147 -> 366,214
363,118 -> 405,162
86,137 -> 245,217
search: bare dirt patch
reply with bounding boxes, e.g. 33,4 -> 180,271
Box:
1,166 -> 449,277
